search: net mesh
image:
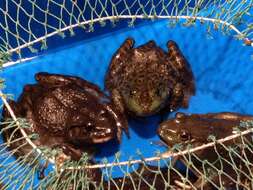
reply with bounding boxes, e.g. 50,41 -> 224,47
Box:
0,0 -> 253,58
0,0 -> 253,189
0,117 -> 253,189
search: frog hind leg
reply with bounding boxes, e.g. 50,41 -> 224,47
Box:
35,72 -> 92,88
2,100 -> 21,119
105,38 -> 135,91
1,100 -> 30,157
111,89 -> 125,114
104,101 -> 129,141
117,37 -> 135,57
110,89 -> 130,139
167,40 -> 196,107
35,72 -> 106,98
35,72 -> 73,86
168,83 -> 185,112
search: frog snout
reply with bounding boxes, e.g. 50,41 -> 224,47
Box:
157,124 -> 178,147
89,125 -> 116,143
68,122 -> 116,144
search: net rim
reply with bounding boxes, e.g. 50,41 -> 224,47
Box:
3,14 -> 252,63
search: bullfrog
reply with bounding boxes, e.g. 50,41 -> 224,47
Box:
158,112 -> 253,147
2,72 -> 128,159
157,112 -> 253,189
105,38 -> 195,117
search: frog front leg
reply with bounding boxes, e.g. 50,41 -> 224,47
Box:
2,100 -> 22,119
167,41 -> 195,105
104,99 -> 129,140
105,38 -> 134,91
169,83 -> 185,112
2,99 -> 33,157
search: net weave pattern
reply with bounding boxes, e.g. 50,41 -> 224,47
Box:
0,0 -> 252,57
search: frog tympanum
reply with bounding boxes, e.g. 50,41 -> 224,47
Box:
2,72 -> 128,160
158,112 -> 253,189
105,38 -> 195,117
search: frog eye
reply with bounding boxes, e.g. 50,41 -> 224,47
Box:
130,90 -> 137,96
98,110 -> 107,119
179,130 -> 190,141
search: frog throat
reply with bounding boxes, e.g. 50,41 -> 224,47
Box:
123,90 -> 168,116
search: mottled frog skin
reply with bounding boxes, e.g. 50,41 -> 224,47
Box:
2,72 -> 128,159
158,112 -> 253,189
105,38 -> 195,117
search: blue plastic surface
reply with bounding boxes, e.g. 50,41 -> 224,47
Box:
1,19 -> 253,187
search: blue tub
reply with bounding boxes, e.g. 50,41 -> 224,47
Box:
0,1 -> 252,189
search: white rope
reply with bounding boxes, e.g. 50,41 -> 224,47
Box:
3,56 -> 37,68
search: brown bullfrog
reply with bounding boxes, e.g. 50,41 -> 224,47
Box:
157,112 -> 253,189
2,72 -> 128,159
105,38 -> 195,117
158,112 -> 253,147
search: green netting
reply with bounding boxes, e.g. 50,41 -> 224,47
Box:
1,0 -> 253,190
0,0 -> 253,58
0,115 -> 252,189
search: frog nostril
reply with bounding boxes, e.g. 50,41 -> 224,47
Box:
68,127 -> 81,138
180,130 -> 190,141
86,122 -> 95,131
105,128 -> 112,134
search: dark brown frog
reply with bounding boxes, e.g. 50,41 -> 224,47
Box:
157,112 -> 253,189
2,72 -> 128,160
105,38 -> 195,117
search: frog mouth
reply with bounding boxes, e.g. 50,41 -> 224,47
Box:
67,127 -> 115,144
89,128 -> 115,143
90,136 -> 113,143
158,126 -> 196,147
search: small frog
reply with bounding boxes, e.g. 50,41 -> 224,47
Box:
2,72 -> 128,159
157,112 -> 253,189
158,112 -> 253,147
105,38 -> 195,117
